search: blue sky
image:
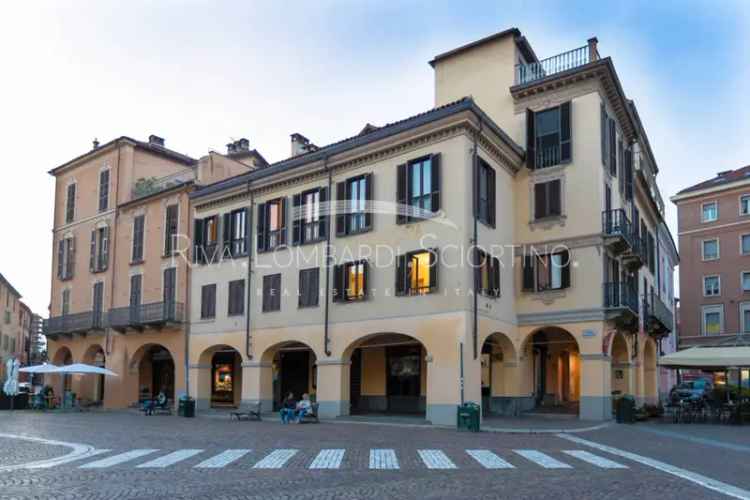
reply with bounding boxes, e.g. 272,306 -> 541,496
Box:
0,1 -> 748,313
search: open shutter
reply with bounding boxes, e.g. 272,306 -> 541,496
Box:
624,149 -> 633,200
609,119 -> 617,176
429,248 -> 439,293
193,219 -> 204,263
618,142 -> 625,193
430,154 -> 441,213
332,264 -> 343,302
256,203 -> 267,252
318,187 -> 328,239
292,193 -> 302,245
89,230 -> 97,272
222,213 -> 231,256
57,240 -> 64,278
396,163 -> 407,224
487,166 -> 496,227
560,250 -> 571,289
279,197 -> 287,245
335,181 -> 347,236
361,261 -> 369,299
549,179 -> 562,216
491,257 -> 501,297
560,101 -> 571,163
68,236 -> 75,278
600,103 -> 607,166
534,182 -> 546,219
522,255 -> 535,291
526,108 -> 536,169
395,254 -> 407,296
364,174 -> 373,230
101,226 -> 109,270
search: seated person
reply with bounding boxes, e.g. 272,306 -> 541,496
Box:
280,392 -> 296,424
155,390 -> 168,408
295,393 -> 312,422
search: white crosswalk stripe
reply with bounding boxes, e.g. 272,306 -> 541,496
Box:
466,450 -> 515,469
27,449 -> 112,469
309,449 -> 345,469
253,449 -> 298,469
80,449 -> 159,469
562,450 -> 628,469
513,449 -> 572,469
137,449 -> 204,468
194,449 -> 252,469
418,449 -> 457,469
369,449 -> 399,469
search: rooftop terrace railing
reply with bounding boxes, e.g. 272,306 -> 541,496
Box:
131,169 -> 194,201
515,44 -> 598,86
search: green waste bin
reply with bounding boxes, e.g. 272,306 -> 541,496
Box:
178,396 -> 195,418
457,402 -> 481,432
616,395 -> 635,424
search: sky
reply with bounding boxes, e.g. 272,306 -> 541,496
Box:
0,0 -> 748,315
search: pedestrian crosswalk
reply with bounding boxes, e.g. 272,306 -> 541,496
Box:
53,447 -> 632,471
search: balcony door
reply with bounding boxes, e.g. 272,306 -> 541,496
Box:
92,282 -> 104,329
130,274 -> 142,323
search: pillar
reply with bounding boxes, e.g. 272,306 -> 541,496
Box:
241,361 -> 273,412
315,359 -> 350,419
579,353 -> 612,421
190,363 -> 211,410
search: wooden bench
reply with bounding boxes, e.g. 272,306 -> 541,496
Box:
298,402 -> 320,424
141,399 -> 172,416
230,401 -> 262,421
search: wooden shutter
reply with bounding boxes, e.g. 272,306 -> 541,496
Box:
487,165 -> 496,227
534,182 -> 546,219
163,267 -> 176,304
522,255 -> 535,291
608,119 -> 616,176
396,163 -> 408,224
335,181 -> 347,236
193,219 -> 204,263
560,250 -> 571,289
292,193 -> 302,245
318,187 -> 328,239
395,254 -> 407,296
361,261 -> 369,299
101,226 -> 109,270
130,275 -> 142,307
273,274 -> 282,310
526,109 -> 535,169
491,256 -> 501,297
430,154 -> 441,213
279,198 -> 287,246
560,101 -> 571,163
332,264 -> 343,302
429,248 -> 439,292
68,236 -> 75,278
618,141 -> 625,193
624,149 -> 633,200
364,173 -> 373,229
600,103 -> 607,166
256,202 -> 267,252
222,213 -> 231,256
549,180 -> 562,216
89,230 -> 97,272
57,240 -> 64,278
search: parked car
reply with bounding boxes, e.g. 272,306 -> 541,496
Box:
669,379 -> 713,403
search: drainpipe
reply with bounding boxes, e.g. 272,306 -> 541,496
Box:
245,183 -> 254,359
106,142 -> 123,357
323,157 -> 332,356
471,118 -> 483,359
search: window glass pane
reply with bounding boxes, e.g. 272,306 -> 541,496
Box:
743,273 -> 750,291
705,311 -> 721,334
742,196 -> 750,215
703,240 -> 718,259
704,276 -> 719,295
347,263 -> 364,299
550,253 -> 563,289
411,163 -> 421,205
744,308 -> 750,333
422,160 -> 431,195
536,108 -> 560,135
410,252 -> 431,293
703,203 -> 717,221
743,235 -> 750,254
269,202 -> 279,230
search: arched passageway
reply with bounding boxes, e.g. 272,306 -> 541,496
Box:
81,344 -> 106,404
261,341 -> 317,411
643,338 -> 658,405
480,332 -> 517,416
131,344 -> 175,403
198,345 -> 243,408
522,327 -> 580,415
51,347 -> 73,395
610,333 -> 631,397
344,333 -> 427,416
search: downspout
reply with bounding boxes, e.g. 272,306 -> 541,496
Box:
245,182 -> 254,359
472,118 -> 483,360
106,142 -> 123,357
323,157 -> 332,356
184,191 -> 192,397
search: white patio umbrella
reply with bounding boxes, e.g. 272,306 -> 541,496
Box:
19,363 -> 61,374
3,358 -> 20,396
54,363 -> 118,377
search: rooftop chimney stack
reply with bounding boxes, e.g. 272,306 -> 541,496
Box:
290,133 -> 318,157
587,37 -> 599,62
236,138 -> 250,151
148,135 -> 165,147
226,142 -> 236,154
92,138 -> 99,150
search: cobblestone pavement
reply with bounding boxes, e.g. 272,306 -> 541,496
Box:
0,437 -> 68,467
0,411 -> 747,499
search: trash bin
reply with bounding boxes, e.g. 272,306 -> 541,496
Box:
178,396 -> 195,418
616,395 -> 635,424
457,402 -> 481,432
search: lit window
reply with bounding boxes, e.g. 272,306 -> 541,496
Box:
702,305 -> 723,335
396,249 -> 438,296
333,261 -> 368,302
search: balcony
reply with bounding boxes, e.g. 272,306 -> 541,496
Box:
43,311 -> 104,337
515,43 -> 599,86
132,169 -> 194,201
108,301 -> 184,332
603,282 -> 639,331
644,294 -> 673,337
601,209 -> 644,270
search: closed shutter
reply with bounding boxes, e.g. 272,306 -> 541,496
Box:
600,103 -> 607,166
222,213 -> 231,256
89,230 -> 97,272
292,193 -> 302,245
522,255 -> 535,291
396,164 -> 407,224
332,264 -> 343,302
534,182 -> 546,219
429,248 -> 439,292
335,181 -> 347,236
57,240 -> 64,278
549,180 -> 562,216
526,109 -> 536,169
560,101 -> 571,163
364,173 -> 373,229
273,274 -> 281,310
256,202 -> 267,252
430,154 -> 441,213
624,149 -> 633,200
163,268 -> 176,305
487,165 -> 496,227
395,254 -> 407,296
608,119 -> 616,176
618,141 -> 625,193
193,218 -> 204,263
560,250 -> 571,289
133,216 -> 145,262
130,275 -> 142,307
99,170 -> 109,211
318,187 -> 328,239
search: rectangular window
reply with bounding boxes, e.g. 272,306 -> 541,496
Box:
701,305 -> 723,336
476,158 -> 496,227
522,251 -> 571,292
397,155 -> 442,224
335,174 -> 373,235
702,201 -> 718,223
98,169 -> 110,212
298,268 -> 320,308
132,215 -> 145,263
702,239 -> 719,261
333,261 -> 368,302
89,226 -> 110,273
475,249 -> 501,298
164,204 -> 179,255
262,274 -> 282,312
741,303 -> 750,334
742,234 -> 750,255
533,179 -> 562,220
395,249 -> 438,296
163,267 -> 176,306
57,236 -> 75,281
529,103 -> 571,169
65,183 -> 76,223
742,271 -> 750,292
741,195 -> 750,216
228,280 -> 245,316
703,275 -> 720,297
257,198 -> 287,251
647,232 -> 656,273
200,284 -> 216,319
229,208 -> 248,256
130,274 -> 142,308
293,189 -> 327,245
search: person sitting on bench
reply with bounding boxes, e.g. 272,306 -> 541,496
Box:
280,392 -> 296,424
144,389 -> 167,415
295,393 -> 312,422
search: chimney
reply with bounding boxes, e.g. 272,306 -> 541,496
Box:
291,133 -> 318,157
226,142 -> 236,154
92,138 -> 99,150
587,37 -> 599,62
148,135 -> 165,147
717,170 -> 732,177
236,138 -> 250,151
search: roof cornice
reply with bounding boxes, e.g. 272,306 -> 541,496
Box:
671,178 -> 750,203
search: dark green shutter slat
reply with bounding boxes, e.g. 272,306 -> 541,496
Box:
396,164 -> 407,224
57,240 -> 64,278
361,261 -> 369,299
488,166 -> 496,227
560,101 -> 571,163
89,230 -> 97,272
332,264 -> 343,302
561,251 -> 571,289
257,203 -> 267,252
292,193 -> 302,245
430,154 -> 441,213
318,187 -> 328,239
364,174 -> 373,230
534,183 -> 546,219
526,109 -> 535,169
395,255 -> 407,296
429,248 -> 439,292
522,256 -> 534,291
335,182 -> 347,236
600,103 -> 607,166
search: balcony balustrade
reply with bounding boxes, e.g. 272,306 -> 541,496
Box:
603,282 -> 639,331
515,44 -> 598,86
644,294 -> 673,336
43,311 -> 104,337
107,301 -> 184,332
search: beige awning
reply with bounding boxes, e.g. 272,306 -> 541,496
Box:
659,346 -> 750,369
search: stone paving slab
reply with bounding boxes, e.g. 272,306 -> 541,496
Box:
0,437 -> 69,467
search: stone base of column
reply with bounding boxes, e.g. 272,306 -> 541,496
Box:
317,399 -> 349,418
484,396 -> 535,417
579,395 -> 612,421
426,404 -> 458,426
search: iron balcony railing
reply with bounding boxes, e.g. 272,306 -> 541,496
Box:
131,169 -> 194,201
602,209 -> 633,245
43,311 -> 104,336
516,44 -> 596,85
603,282 -> 639,314
108,301 -> 184,330
536,146 -> 561,170
644,294 -> 674,333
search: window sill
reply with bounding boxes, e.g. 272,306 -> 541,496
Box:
298,303 -> 320,309
333,297 -> 367,304
257,245 -> 289,254
262,308 -> 281,313
295,237 -> 327,247
227,312 -> 245,318
531,162 -> 569,175
529,215 -> 566,230
130,260 -> 145,266
337,227 -> 372,238
197,317 -> 216,323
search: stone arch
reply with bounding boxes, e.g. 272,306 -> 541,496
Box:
479,332 -> 519,416
519,326 -> 581,415
129,343 -> 175,404
50,346 -> 74,396
259,340 -> 319,411
80,344 -> 106,404
610,332 -> 632,400
643,337 -> 658,405
197,345 -> 243,409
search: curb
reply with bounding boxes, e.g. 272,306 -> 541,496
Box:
0,432 -> 97,471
